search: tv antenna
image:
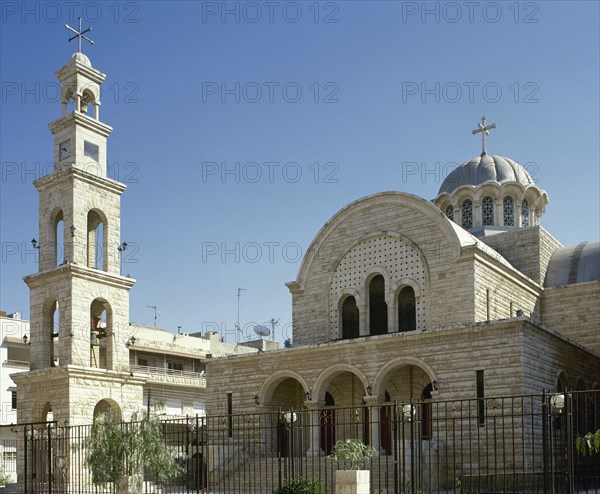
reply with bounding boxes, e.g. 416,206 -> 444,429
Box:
146,306 -> 160,327
254,325 -> 271,339
269,318 -> 280,341
236,288 -> 246,344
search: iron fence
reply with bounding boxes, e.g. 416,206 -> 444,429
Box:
12,390 -> 600,493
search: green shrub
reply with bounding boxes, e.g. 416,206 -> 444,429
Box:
576,429 -> 600,456
326,438 -> 379,470
274,477 -> 325,494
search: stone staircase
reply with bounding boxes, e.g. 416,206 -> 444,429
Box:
209,455 -> 398,493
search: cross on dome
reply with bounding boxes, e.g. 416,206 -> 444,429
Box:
65,17 -> 94,54
471,115 -> 496,156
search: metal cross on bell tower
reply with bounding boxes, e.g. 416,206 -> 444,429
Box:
64,17 -> 94,53
471,116 -> 496,156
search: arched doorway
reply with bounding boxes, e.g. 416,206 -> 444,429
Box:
374,360 -> 437,451
270,378 -> 306,458
320,392 -> 335,454
315,366 -> 369,452
380,391 -> 392,455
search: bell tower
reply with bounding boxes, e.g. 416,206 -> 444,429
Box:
14,23 -> 144,426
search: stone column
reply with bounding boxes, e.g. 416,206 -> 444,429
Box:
359,304 -> 368,337
305,401 -> 325,456
363,396 -> 381,452
495,200 -> 503,226
473,202 -> 482,228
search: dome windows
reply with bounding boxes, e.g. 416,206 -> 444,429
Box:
521,200 -> 529,227
445,204 -> 454,221
433,153 -> 548,232
482,196 -> 494,226
503,196 -> 515,226
461,199 -> 473,230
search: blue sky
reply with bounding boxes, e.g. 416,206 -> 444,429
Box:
1,1 -> 598,344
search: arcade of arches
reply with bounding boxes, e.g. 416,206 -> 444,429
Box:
260,364 -> 434,455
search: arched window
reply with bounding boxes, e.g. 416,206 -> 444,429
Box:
503,196 -> 515,226
521,200 -> 529,227
52,209 -> 64,267
80,89 -> 95,115
482,196 -> 494,226
461,199 -> 473,230
90,298 -> 112,369
93,399 -> 122,423
398,286 -> 416,332
444,204 -> 454,221
41,299 -> 59,369
42,403 -> 53,423
341,296 -> 359,340
421,383 -> 433,440
87,210 -> 107,270
369,275 -> 388,335
52,301 -> 59,367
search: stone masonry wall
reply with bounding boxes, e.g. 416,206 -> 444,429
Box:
541,281 -> 600,356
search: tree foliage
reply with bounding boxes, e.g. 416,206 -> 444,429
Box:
85,413 -> 181,487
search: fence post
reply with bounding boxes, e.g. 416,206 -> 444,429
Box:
47,422 -> 52,494
542,390 -> 549,494
566,394 -> 575,494
393,400 -> 400,494
23,426 -> 28,494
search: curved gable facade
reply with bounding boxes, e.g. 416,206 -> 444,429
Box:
288,192 -> 480,346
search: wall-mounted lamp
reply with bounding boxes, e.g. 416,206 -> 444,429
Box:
366,385 -> 372,396
254,395 -> 260,405
432,380 -> 439,391
70,225 -> 76,237
280,411 -> 297,425
516,309 -> 524,317
22,335 -> 29,344
118,242 -> 128,252
31,238 -> 40,249
550,393 -> 565,414
401,404 -> 415,421
128,336 -> 136,346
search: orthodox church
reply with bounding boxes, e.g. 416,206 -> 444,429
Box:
204,117 -> 600,456
11,31 -> 599,487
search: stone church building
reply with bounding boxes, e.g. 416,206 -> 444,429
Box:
10,43 -> 599,485
204,120 -> 600,456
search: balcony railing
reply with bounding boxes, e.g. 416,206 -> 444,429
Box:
129,364 -> 206,384
3,359 -> 29,368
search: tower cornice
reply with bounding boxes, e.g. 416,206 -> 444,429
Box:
34,165 -> 127,195
56,58 -> 106,85
49,112 -> 112,138
24,264 -> 136,290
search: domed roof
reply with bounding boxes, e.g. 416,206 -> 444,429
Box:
438,154 -> 535,195
68,52 -> 91,67
545,241 -> 600,287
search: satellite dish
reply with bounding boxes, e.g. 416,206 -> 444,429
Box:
254,325 -> 271,337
